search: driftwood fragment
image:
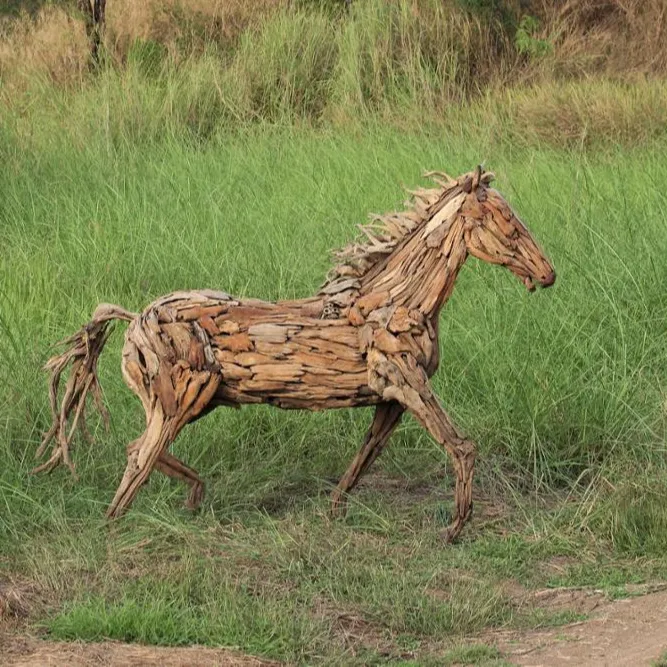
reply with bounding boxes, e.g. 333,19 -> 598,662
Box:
35,167 -> 555,543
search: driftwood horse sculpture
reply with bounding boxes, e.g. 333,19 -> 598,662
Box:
34,167 -> 555,541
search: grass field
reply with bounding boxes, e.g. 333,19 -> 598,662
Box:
1,124 -> 667,663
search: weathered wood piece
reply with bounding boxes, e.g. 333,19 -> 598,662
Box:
34,166 -> 555,542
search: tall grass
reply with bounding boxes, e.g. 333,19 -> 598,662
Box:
3,0 -> 667,147
2,126 -> 667,661
1,126 -> 666,529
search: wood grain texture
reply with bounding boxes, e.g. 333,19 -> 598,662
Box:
35,167 -> 555,542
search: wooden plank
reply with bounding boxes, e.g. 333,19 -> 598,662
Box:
293,327 -> 358,345
251,363 -> 304,382
356,291 -> 390,315
234,352 -> 276,367
290,349 -> 364,373
162,323 -> 193,359
212,332 -> 253,352
214,319 -> 241,335
238,379 -> 289,393
291,337 -> 362,361
199,315 -> 220,336
187,339 -> 206,371
254,341 -> 294,356
213,349 -> 236,364
388,306 -> 418,333
301,371 -> 367,389
422,192 -> 465,237
347,305 -> 365,326
178,304 -> 229,321
372,328 -> 411,355
220,362 -> 252,380
247,323 -> 288,343
152,363 -> 177,417
224,307 -> 285,321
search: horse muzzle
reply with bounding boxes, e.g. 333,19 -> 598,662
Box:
540,271 -> 556,288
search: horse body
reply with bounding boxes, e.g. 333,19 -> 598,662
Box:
35,167 -> 555,541
123,290 -> 380,413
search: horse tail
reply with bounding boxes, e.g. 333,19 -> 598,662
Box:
33,303 -> 138,477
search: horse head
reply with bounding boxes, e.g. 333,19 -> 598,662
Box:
461,167 -> 556,291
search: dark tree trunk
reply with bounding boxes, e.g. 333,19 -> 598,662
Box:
78,0 -> 106,68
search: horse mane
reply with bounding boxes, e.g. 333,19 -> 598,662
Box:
319,169 -> 492,303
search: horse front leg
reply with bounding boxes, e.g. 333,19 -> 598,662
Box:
368,350 -> 476,543
331,401 -> 404,517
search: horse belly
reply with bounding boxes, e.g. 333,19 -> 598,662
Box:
212,328 -> 379,410
226,373 -> 380,410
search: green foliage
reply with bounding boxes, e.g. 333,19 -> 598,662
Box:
1,4 -> 667,662
293,0 -> 351,13
456,0 -> 512,18
1,0 -> 517,118
455,0 -> 521,36
653,651 -> 667,667
2,126 -> 667,513
227,10 -> 339,123
47,591 -> 316,658
595,481 -> 667,556
514,15 -> 552,58
127,40 -> 168,79
440,643 -> 507,665
0,0 -> 47,18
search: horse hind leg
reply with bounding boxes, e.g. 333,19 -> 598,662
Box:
106,409 -> 170,519
156,451 -> 205,511
330,401 -> 404,517
106,364 -> 220,520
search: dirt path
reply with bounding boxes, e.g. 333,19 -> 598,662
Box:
493,587 -> 667,666
2,586 -> 667,665
0,634 -> 280,666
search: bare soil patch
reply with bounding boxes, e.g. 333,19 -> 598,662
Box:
0,634 -> 280,667
501,582 -> 608,617
492,585 -> 667,666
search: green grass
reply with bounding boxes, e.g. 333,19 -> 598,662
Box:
438,643 -> 510,666
2,124 -> 667,663
654,650 -> 667,667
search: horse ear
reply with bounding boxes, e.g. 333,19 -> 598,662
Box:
462,165 -> 491,193
472,164 -> 483,188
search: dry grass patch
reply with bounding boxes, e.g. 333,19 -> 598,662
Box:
0,6 -> 88,90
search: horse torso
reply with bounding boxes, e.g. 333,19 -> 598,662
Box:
122,289 -> 404,412
211,296 -> 377,410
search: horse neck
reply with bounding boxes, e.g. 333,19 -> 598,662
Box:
360,222 -> 468,319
